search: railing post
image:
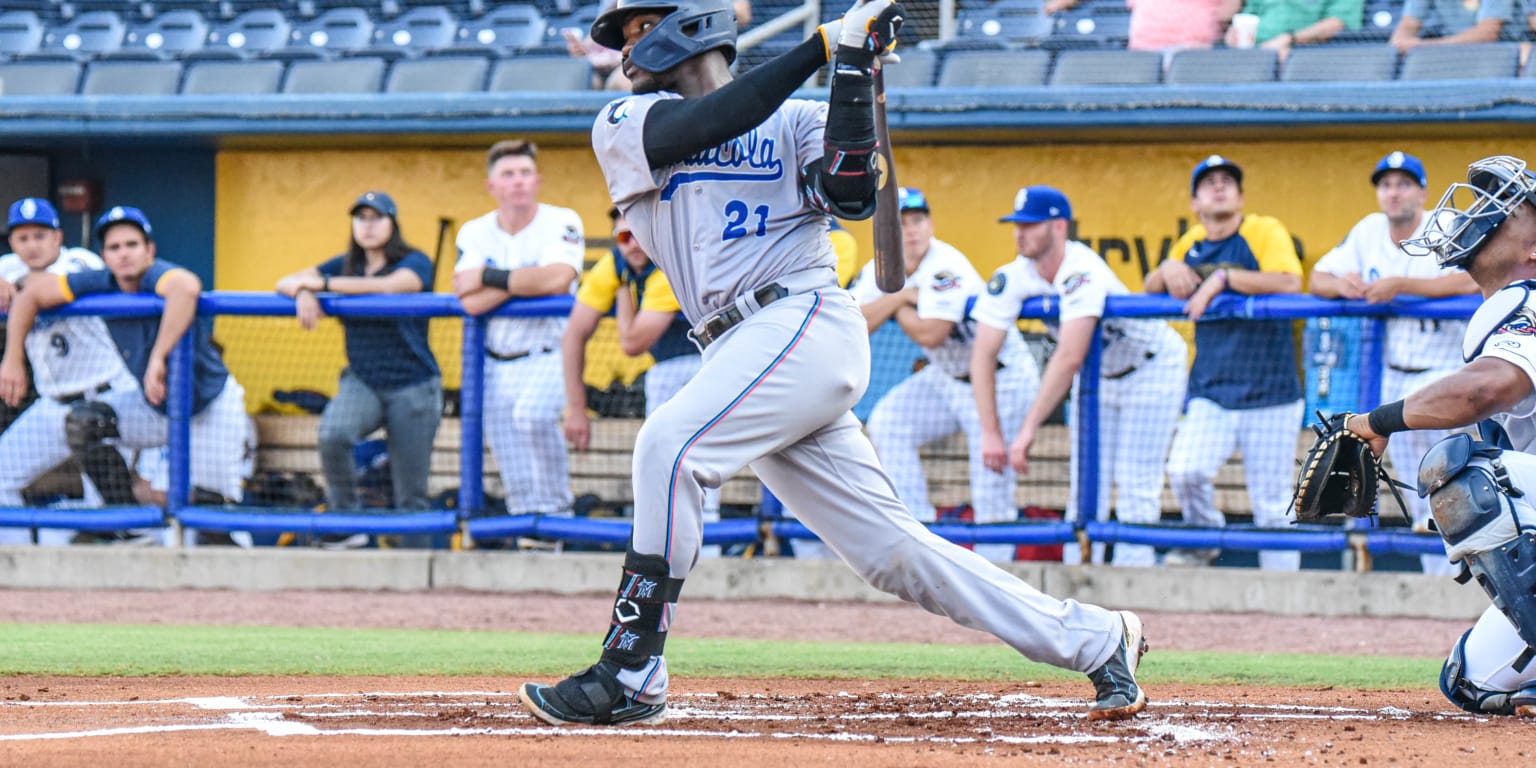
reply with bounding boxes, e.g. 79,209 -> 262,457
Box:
166,324 -> 197,523
1357,315 -> 1386,411
1073,322 -> 1104,563
459,315 -> 487,540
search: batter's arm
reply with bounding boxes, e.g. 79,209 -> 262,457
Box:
561,302 -> 604,452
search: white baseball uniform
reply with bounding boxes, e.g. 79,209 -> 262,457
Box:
1313,210 -> 1465,574
455,206 -> 584,516
852,238 -> 1041,561
0,248 -> 139,545
593,91 -> 1126,702
973,241 -> 1188,567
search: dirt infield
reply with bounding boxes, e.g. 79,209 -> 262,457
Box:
1,589 -> 1530,766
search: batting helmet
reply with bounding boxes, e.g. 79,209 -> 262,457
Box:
590,0 -> 736,74
1404,155 -> 1536,270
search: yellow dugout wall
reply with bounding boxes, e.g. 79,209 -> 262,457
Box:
210,136 -> 1525,410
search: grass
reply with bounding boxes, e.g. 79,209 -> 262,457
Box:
0,623 -> 1440,689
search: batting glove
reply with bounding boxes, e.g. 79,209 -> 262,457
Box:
838,0 -> 903,58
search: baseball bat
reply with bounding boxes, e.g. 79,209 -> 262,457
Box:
871,68 -> 905,293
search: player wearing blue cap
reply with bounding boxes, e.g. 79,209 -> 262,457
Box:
971,185 -> 1187,567
1146,155 -> 1305,570
0,205 -> 250,515
0,198 -> 138,544
1309,151 -> 1479,574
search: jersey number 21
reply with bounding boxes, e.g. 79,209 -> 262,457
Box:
722,200 -> 769,241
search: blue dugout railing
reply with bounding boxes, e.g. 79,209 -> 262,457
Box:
1,290 -> 1482,562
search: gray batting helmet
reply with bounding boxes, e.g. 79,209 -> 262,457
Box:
590,0 -> 736,73
1403,155 -> 1536,270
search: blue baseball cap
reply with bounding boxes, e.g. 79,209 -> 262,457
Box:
351,190 -> 397,217
7,198 -> 61,232
95,205 -> 153,242
1371,150 -> 1427,188
1191,154 -> 1243,195
999,185 -> 1072,224
898,186 -> 930,212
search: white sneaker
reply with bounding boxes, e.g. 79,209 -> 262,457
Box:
1162,548 -> 1219,567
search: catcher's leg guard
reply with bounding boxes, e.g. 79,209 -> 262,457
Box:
1420,435 -> 1536,668
65,401 -> 136,505
1440,629 -> 1536,716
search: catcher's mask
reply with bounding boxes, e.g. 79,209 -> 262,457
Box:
590,0 -> 737,74
1403,155 -> 1536,270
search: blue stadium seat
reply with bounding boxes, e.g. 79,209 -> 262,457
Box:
286,6 -> 374,56
0,11 -> 45,60
38,9 -> 126,59
955,0 -> 1052,46
386,54 -> 487,91
109,9 -> 210,60
81,60 -> 182,94
541,7 -> 599,48
1399,43 -> 1519,80
1166,48 -> 1277,84
1333,0 -> 1395,43
0,61 -> 82,95
199,8 -> 292,58
181,58 -> 284,93
367,6 -> 460,57
1046,5 -> 1130,49
881,47 -> 937,88
1049,49 -> 1161,85
1281,45 -> 1397,82
455,5 -> 546,53
487,55 -> 590,91
938,48 -> 1049,87
282,56 -> 387,92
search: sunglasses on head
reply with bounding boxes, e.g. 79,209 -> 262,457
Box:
615,230 -> 635,245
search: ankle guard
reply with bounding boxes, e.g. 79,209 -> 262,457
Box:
600,550 -> 685,669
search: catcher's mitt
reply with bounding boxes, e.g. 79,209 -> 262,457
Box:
1291,411 -> 1409,522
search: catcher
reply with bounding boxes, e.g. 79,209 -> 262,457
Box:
1296,154 -> 1536,717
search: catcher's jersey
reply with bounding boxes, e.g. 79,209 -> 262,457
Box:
972,240 -> 1181,376
592,92 -> 839,323
849,238 -> 1032,378
1474,283 -> 1536,452
0,248 -> 128,399
1313,211 -> 1466,372
454,205 -> 584,356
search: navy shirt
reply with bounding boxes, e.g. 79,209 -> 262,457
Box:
65,259 -> 229,415
317,251 -> 440,392
615,256 -> 695,364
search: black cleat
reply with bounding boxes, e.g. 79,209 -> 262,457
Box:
519,661 -> 666,726
1086,610 -> 1148,721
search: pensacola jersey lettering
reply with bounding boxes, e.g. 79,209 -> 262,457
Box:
593,92 -> 838,324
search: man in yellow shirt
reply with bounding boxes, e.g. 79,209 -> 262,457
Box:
560,208 -> 718,554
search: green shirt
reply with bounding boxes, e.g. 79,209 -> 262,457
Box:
1243,0 -> 1363,42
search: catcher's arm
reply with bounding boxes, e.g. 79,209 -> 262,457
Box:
1343,357 -> 1535,452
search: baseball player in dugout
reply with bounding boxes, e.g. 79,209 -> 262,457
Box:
1308,151 -> 1479,575
452,140 -> 584,521
519,0 -> 1149,728
852,186 -> 1041,562
971,185 -> 1187,568
561,207 -> 721,556
1339,154 -> 1536,717
1144,155 -> 1305,570
0,206 -> 250,515
0,198 -> 139,545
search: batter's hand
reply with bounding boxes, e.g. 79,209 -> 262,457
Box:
0,353 -> 26,407
1156,259 -> 1201,299
295,289 -> 324,331
838,0 -> 902,57
980,429 -> 1008,473
144,355 -> 167,406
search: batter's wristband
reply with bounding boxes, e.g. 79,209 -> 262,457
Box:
1367,400 -> 1408,437
483,266 -> 512,290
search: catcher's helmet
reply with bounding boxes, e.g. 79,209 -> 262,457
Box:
1404,155 -> 1536,270
590,0 -> 736,74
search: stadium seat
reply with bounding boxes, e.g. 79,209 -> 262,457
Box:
110,9 -> 210,60
38,9 -> 127,59
282,56 -> 387,93
1046,5 -> 1131,49
455,5 -> 546,52
955,2 -> 1052,46
1332,0 -> 1395,43
881,47 -> 937,88
1166,48 -> 1277,85
486,56 -> 590,91
181,58 -> 284,94
1399,43 -> 1519,80
366,6 -> 460,57
937,48 -> 1049,87
541,7 -> 600,49
0,11 -> 45,59
0,61 -> 82,95
1281,45 -> 1397,82
81,60 -> 182,95
199,8 -> 292,58
1049,49 -> 1161,86
386,55 -> 487,92
286,6 -> 374,56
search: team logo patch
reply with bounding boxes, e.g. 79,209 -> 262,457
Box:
932,271 -> 961,292
606,99 -> 633,125
1496,308 -> 1536,337
562,225 -> 581,245
987,273 -> 1007,295
1062,272 -> 1089,294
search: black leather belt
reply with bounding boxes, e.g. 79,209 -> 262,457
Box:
1389,364 -> 1431,374
54,381 -> 112,404
1104,350 -> 1156,380
693,283 -> 791,349
954,361 -> 1005,384
487,346 -> 553,362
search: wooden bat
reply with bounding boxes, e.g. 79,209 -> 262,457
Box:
872,67 -> 905,293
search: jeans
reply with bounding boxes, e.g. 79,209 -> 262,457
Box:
318,370 -> 442,511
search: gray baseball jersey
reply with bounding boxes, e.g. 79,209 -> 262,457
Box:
0,248 -> 127,399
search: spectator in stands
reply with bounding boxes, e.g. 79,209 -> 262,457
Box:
1307,151 -> 1477,575
0,197 -> 139,546
1144,156 -> 1304,571
561,207 -> 719,556
1235,0 -> 1363,54
452,140 -> 583,523
566,0 -> 752,91
1047,0 -> 1242,52
1391,0 -> 1513,52
0,206 -> 251,521
274,191 -> 443,537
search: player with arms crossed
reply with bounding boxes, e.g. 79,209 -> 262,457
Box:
1335,155 -> 1536,716
519,0 -> 1148,727
0,198 -> 138,544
